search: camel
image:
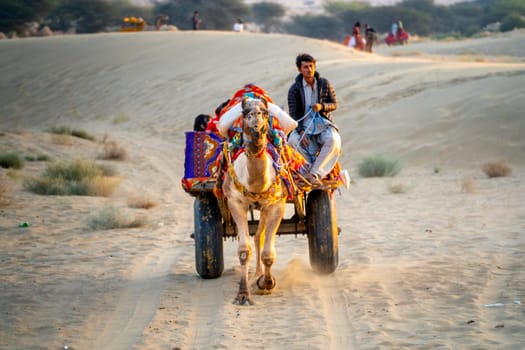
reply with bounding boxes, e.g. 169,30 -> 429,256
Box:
222,97 -> 287,305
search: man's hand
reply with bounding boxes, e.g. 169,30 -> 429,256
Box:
299,130 -> 310,148
311,103 -> 323,112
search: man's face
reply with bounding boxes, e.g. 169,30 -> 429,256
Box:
299,61 -> 316,80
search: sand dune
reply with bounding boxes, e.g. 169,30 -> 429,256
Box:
1,30 -> 524,350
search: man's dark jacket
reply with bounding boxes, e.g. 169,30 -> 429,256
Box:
287,71 -> 338,133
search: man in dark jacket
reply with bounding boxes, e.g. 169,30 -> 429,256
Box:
287,53 -> 341,185
364,24 -> 377,53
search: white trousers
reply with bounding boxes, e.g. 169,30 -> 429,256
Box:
288,126 -> 341,178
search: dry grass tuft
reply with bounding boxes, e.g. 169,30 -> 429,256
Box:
88,176 -> 122,197
387,181 -> 406,194
6,169 -> 20,180
23,159 -> 119,196
358,155 -> 401,178
100,135 -> 127,160
482,159 -> 512,178
85,205 -> 148,230
112,114 -> 130,124
48,125 -> 96,141
24,154 -> 51,162
461,176 -> 476,193
127,193 -> 157,209
51,134 -> 73,146
0,178 -> 10,206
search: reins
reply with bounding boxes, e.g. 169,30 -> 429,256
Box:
285,108 -> 322,166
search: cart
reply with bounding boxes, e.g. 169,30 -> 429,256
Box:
182,130 -> 345,279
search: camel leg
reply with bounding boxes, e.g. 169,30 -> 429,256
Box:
256,201 -> 285,291
236,240 -> 253,305
230,201 -> 254,305
254,221 -> 266,277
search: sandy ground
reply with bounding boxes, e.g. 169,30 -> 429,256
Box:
1,29 -> 524,350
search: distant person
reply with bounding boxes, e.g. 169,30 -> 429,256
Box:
233,19 -> 244,32
206,99 -> 230,133
350,21 -> 365,51
155,15 -> 169,31
193,114 -> 212,131
364,24 -> 377,53
391,21 -> 398,36
192,11 -> 201,30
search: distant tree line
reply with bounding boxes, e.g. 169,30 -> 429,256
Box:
1,0 -> 523,39
288,0 -> 525,41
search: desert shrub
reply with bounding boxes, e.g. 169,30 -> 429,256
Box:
461,176 -> 476,193
6,169 -> 20,180
24,154 -> 51,162
23,159 -> 119,196
85,206 -> 148,230
358,155 -> 401,177
127,193 -> 157,209
44,159 -> 111,180
481,159 -> 512,178
37,154 -> 51,161
48,125 -> 71,134
51,134 -> 73,146
71,129 -> 95,141
387,181 -> 406,194
99,139 -> 128,161
112,114 -> 130,124
88,176 -> 121,197
0,178 -> 10,206
48,125 -> 95,141
0,152 -> 24,169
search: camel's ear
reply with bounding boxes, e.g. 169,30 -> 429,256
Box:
241,96 -> 250,109
259,97 -> 268,109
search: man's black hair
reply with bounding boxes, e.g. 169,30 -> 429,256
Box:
193,114 -> 211,131
296,53 -> 316,69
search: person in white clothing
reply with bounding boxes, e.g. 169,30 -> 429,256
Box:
233,19 -> 244,32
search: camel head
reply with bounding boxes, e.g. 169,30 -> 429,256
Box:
241,97 -> 269,155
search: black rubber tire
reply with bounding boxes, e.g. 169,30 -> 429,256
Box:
306,190 -> 339,274
194,193 -> 224,279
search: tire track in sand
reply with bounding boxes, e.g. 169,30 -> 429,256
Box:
313,271 -> 358,350
91,239 -> 178,350
91,136 -> 189,350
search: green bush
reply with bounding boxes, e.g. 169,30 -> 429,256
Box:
0,152 -> 24,169
47,125 -> 95,141
358,155 -> 401,177
43,159 -> 110,180
85,206 -> 147,230
23,159 -> 118,196
24,154 -> 51,162
24,177 -> 81,195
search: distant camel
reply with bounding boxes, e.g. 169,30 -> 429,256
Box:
222,97 -> 287,305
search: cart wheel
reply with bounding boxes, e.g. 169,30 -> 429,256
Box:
194,193 -> 224,279
306,190 -> 338,274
